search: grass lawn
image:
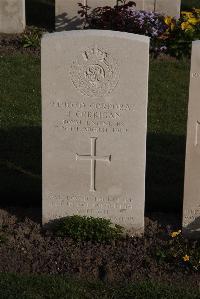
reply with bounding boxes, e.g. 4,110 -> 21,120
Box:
0,273 -> 199,299
0,54 -> 41,207
0,53 -> 190,211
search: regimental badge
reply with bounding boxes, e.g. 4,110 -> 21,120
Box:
70,46 -> 119,98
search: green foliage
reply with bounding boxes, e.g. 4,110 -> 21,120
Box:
53,215 -> 123,242
164,38 -> 192,59
0,226 -> 8,245
0,54 -> 41,206
182,0 -> 200,10
155,248 -> 167,263
162,9 -> 200,58
0,273 -> 200,299
0,235 -> 7,245
21,27 -> 42,48
167,231 -> 200,271
79,1 -> 200,59
153,230 -> 200,272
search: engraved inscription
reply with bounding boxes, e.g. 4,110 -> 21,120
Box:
192,72 -> 200,78
195,120 -> 200,146
70,47 -> 119,98
76,137 -> 111,192
46,193 -> 135,222
183,205 -> 200,227
51,100 -> 134,134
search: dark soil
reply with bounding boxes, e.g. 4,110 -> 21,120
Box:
0,208 -> 199,287
0,32 -> 181,62
0,32 -> 40,56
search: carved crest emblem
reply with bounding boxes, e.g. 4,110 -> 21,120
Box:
70,47 -> 119,98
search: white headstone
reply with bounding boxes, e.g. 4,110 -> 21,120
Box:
42,30 -> 149,235
0,0 -> 25,34
183,41 -> 200,238
152,0 -> 180,18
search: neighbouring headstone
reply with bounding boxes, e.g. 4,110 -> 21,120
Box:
152,0 -> 180,18
42,30 -> 149,235
183,41 -> 200,238
135,0 -> 181,18
0,0 -> 25,34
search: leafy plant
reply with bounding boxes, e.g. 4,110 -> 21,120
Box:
167,230 -> 200,271
53,215 -> 123,242
0,234 -> 7,245
0,226 -> 8,245
153,229 -> 200,272
160,9 -> 200,58
21,27 -> 43,49
155,248 -> 167,263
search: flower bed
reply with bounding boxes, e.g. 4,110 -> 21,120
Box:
78,1 -> 200,58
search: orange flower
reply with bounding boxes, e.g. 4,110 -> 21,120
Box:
170,230 -> 181,238
183,255 -> 190,262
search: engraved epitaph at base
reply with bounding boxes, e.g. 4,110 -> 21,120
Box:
42,30 -> 149,235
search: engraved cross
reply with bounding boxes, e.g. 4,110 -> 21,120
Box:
76,137 -> 111,192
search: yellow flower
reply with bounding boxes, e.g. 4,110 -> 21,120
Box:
170,230 -> 181,238
183,255 -> 190,262
164,16 -> 176,31
188,17 -> 200,25
164,16 -> 173,26
181,11 -> 194,19
181,21 -> 193,31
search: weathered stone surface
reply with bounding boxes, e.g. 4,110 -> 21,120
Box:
56,0 -> 83,31
137,0 -> 180,17
0,0 -> 25,34
183,41 -> 200,238
153,0 -> 180,18
42,30 -> 149,235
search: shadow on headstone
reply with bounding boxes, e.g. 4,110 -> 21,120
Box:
25,0 -> 55,31
183,217 -> 200,238
0,127 -> 186,220
55,13 -> 84,31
